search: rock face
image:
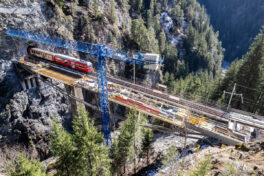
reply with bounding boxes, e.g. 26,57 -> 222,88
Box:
0,0 -> 75,165
0,0 -> 159,173
0,84 -> 71,155
157,140 -> 264,176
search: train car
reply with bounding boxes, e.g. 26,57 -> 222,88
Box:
169,95 -> 180,102
113,94 -> 161,114
28,48 -> 93,73
156,83 -> 167,91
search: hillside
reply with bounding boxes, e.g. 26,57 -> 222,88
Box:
157,141 -> 264,176
198,0 -> 264,63
0,0 -> 225,173
211,27 -> 264,115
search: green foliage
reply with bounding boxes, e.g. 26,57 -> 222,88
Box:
50,118 -> 75,176
129,0 -> 143,12
141,127 -> 153,165
159,30 -> 166,54
160,0 -> 224,98
93,0 -> 99,19
131,19 -> 159,53
211,27 -> 264,114
50,106 -> 111,176
190,155 -> 212,176
54,0 -> 64,8
8,153 -> 46,176
223,162 -> 237,176
153,14 -> 161,33
109,0 -> 117,24
110,107 -> 138,174
199,0 -> 264,62
162,144 -> 179,167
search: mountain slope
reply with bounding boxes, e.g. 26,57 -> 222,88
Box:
211,27 -> 264,115
198,0 -> 264,62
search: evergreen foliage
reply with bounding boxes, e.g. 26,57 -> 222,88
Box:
190,155 -> 212,176
109,0 -> 117,24
54,0 -> 64,8
93,0 -> 99,19
199,0 -> 264,62
159,30 -> 166,54
8,154 -> 46,176
131,19 -> 159,53
50,106 -> 111,176
162,144 -> 179,167
110,107 -> 138,174
211,26 -> 264,114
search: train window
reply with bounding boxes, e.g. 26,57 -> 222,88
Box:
56,57 -> 67,63
75,63 -> 84,68
46,54 -> 52,60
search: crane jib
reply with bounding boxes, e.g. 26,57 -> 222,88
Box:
6,28 -> 163,65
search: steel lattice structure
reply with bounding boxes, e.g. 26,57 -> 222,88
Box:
6,28 -> 163,145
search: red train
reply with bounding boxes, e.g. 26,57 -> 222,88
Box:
27,48 -> 93,73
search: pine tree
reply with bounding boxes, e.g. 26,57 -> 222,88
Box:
93,0 -> 99,19
50,118 -> 75,176
110,107 -> 138,174
131,19 -> 159,52
234,28 -> 264,111
159,30 -> 166,54
153,14 -> 161,33
50,106 -> 111,176
145,27 -> 159,53
8,153 -> 46,176
190,156 -> 212,176
141,128 -> 153,165
109,0 -> 117,24
72,106 -> 111,176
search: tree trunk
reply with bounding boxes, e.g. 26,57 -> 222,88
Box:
147,149 -> 149,166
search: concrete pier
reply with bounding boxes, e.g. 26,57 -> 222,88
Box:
65,84 -> 84,117
26,79 -> 32,89
21,80 -> 27,90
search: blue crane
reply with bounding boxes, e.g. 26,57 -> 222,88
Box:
6,28 -> 163,145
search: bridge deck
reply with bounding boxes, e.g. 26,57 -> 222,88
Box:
17,57 -> 263,145
33,66 -> 81,86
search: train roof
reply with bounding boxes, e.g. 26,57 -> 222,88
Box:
31,48 -> 92,65
56,54 -> 92,65
31,48 -> 55,56
56,53 -> 80,62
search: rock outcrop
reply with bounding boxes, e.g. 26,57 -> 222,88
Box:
157,140 -> 264,176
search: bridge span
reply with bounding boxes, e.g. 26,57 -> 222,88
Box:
16,56 -> 264,145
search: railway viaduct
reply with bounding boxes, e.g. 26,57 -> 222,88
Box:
15,56 -> 264,145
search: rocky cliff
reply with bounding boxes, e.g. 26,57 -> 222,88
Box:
0,0 -> 134,170
157,140 -> 264,176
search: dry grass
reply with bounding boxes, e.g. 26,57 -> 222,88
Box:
0,142 -> 38,174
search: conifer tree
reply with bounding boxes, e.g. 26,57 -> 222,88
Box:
93,0 -> 99,19
141,128 -> 153,165
109,0 -> 117,24
110,107 -> 138,174
159,30 -> 166,54
72,106 -> 111,176
50,118 -> 75,176
50,106 -> 111,176
8,154 -> 46,176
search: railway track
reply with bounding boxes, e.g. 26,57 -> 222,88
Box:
20,56 -> 264,132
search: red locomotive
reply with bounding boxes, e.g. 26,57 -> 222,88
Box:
27,48 -> 93,73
